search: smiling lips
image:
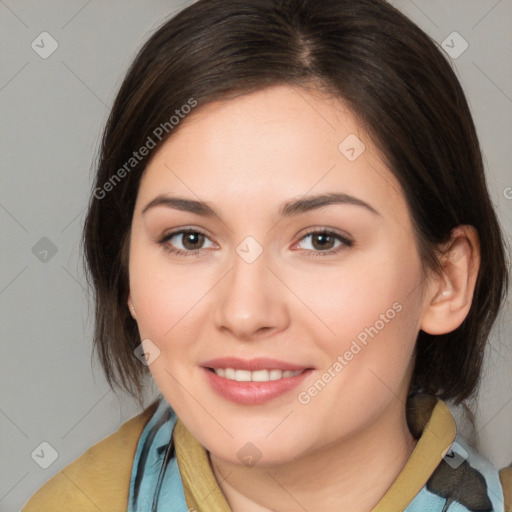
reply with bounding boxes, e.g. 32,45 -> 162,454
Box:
201,357 -> 314,405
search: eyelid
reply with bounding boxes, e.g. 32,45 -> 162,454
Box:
158,226 -> 211,243
295,226 -> 353,245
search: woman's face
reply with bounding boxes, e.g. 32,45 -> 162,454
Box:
128,84 -> 430,466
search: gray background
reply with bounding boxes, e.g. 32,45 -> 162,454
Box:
1,1 -> 511,510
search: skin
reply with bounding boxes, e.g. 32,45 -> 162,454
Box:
127,84 -> 480,511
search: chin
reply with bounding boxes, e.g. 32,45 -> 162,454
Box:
204,431 -> 311,469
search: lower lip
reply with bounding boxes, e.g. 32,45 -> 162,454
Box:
202,367 -> 314,405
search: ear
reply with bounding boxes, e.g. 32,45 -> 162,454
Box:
127,293 -> 137,320
420,225 -> 480,335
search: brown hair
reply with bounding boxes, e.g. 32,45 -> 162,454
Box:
82,0 -> 509,410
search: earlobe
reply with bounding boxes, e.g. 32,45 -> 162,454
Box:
420,225 -> 480,335
127,293 -> 137,320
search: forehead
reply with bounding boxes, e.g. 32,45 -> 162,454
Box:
136,84 -> 408,224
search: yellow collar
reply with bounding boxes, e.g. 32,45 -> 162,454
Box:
174,418 -> 232,511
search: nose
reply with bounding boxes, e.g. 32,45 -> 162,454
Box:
213,245 -> 289,341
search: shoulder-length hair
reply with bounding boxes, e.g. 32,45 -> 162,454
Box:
82,0 -> 509,409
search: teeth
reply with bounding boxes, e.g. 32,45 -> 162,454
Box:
252,369 -> 269,382
269,369 -> 282,380
212,368 -> 304,381
234,369 -> 252,381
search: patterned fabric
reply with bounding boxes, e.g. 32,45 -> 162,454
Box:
128,394 -> 505,512
128,396 -> 187,512
404,436 -> 504,511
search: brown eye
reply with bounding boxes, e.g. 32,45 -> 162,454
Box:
296,229 -> 353,256
159,229 -> 215,256
310,232 -> 336,250
181,231 -> 205,250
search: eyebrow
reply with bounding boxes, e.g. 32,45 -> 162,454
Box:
141,192 -> 380,218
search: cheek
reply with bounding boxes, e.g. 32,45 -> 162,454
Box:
289,244 -> 419,346
290,241 -> 423,394
128,245 -> 209,411
128,240 -> 211,342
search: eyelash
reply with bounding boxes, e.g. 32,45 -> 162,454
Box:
158,227 -> 353,258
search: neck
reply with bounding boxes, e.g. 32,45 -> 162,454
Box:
209,399 -> 418,512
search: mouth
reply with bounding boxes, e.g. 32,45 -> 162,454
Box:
200,357 -> 315,405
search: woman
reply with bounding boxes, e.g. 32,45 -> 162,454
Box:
23,0 -> 511,510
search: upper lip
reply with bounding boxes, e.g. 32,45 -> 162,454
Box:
200,357 -> 312,372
